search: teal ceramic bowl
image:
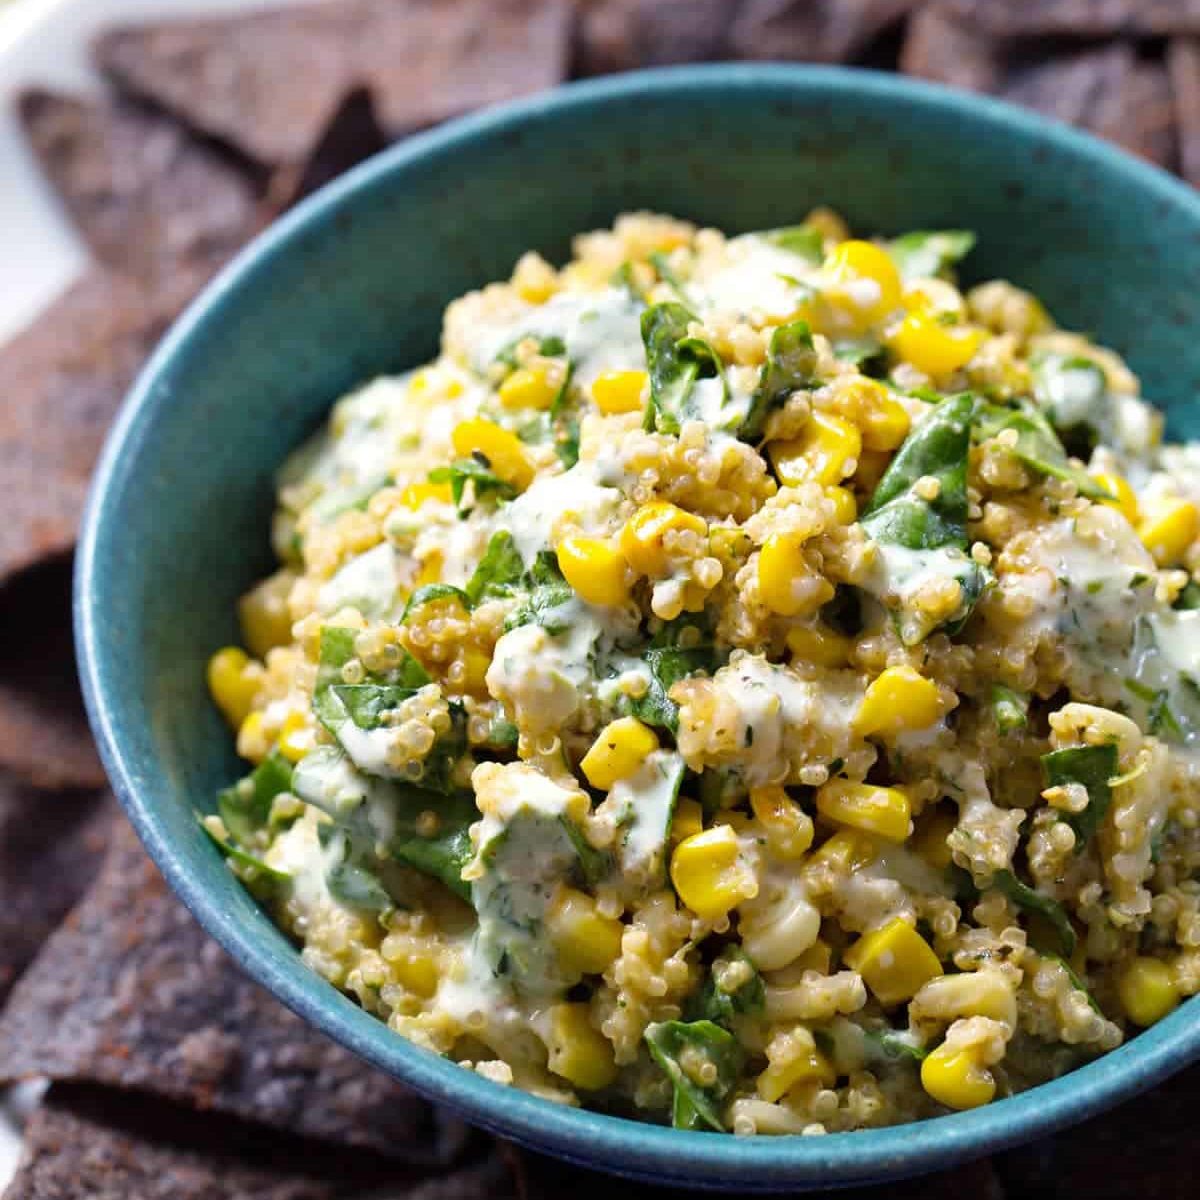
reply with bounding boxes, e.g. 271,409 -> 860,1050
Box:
76,65 -> 1200,1190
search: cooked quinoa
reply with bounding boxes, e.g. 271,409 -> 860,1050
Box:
205,210 -> 1200,1133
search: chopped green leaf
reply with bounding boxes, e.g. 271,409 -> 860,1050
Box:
494,334 -> 566,369
1175,579 -> 1200,610
217,751 -> 294,846
466,531 -> 525,604
990,684 -> 1030,733
991,869 -> 1077,958
888,230 -> 975,282
863,1028 -> 928,1063
686,947 -> 765,1025
740,320 -> 816,442
1042,743 -> 1118,849
504,551 -> 574,633
401,584 -> 471,623
641,302 -> 727,435
429,458 -> 517,511
320,825 -> 395,911
644,1020 -> 743,1132
761,224 -> 825,263
199,815 -> 290,885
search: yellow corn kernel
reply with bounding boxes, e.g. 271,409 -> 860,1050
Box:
1091,471 -> 1139,525
920,1042 -> 995,1110
451,418 -> 534,491
557,535 -> 630,607
207,647 -> 259,729
413,552 -> 443,588
853,666 -> 943,740
769,411 -> 862,487
750,786 -> 815,859
498,364 -> 560,411
1117,956 -> 1179,1027
236,710 -> 269,765
824,239 -> 902,328
670,825 -> 757,921
808,828 -> 878,874
545,1003 -> 618,1091
912,805 -> 957,871
825,486 -> 858,524
580,717 -> 659,791
592,369 -> 648,414
459,646 -> 492,695
757,1044 -> 835,1102
786,623 -> 852,668
838,378 -> 911,452
547,887 -> 625,976
277,711 -> 314,764
757,532 -> 835,618
1138,498 -> 1199,565
854,447 -> 891,493
888,311 -> 984,379
794,938 -> 833,975
671,796 -> 704,844
619,501 -> 707,577
238,572 -> 295,659
816,779 -> 911,843
845,917 -> 941,1007
391,952 -> 439,998
400,481 -> 454,509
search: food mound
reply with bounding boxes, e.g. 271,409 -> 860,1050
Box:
204,211 -> 1200,1135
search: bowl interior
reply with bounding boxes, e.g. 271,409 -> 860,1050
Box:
78,65 -> 1200,1190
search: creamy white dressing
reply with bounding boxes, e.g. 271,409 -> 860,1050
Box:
862,541 -> 976,644
466,288 -> 645,389
265,809 -> 337,912
500,461 -> 623,564
608,750 -> 684,886
318,541 -> 406,618
686,235 -> 816,321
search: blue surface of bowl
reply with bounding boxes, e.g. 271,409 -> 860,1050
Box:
76,65 -> 1200,1190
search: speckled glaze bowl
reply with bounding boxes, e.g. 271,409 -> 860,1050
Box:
76,65 -> 1200,1190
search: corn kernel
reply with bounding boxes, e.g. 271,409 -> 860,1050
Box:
451,418 -> 534,491
920,1042 -> 995,1110
236,710 -> 269,765
1138,498 -> 1199,565
757,1044 -> 835,1102
400,481 -> 454,509
824,240 -> 902,328
807,828 -> 878,875
769,411 -> 862,487
757,532 -> 835,617
845,917 -> 941,1006
238,572 -> 295,658
392,953 -> 439,998
1092,471 -> 1139,525
825,486 -> 858,524
888,312 -> 984,378
816,779 -> 911,843
277,711 -> 314,764
837,378 -> 911,451
750,786 -> 815,858
545,1003 -> 618,1090
413,552 -> 442,588
547,887 -> 625,976
207,646 -> 260,729
912,805 -> 957,871
1117,956 -> 1179,1027
592,369 -> 649,414
786,623 -> 852,668
580,717 -> 659,791
619,501 -> 707,577
853,666 -> 943,740
794,938 -> 833,975
670,825 -> 757,921
557,535 -> 630,607
498,364 -> 561,411
459,647 -> 492,695
671,797 -> 704,844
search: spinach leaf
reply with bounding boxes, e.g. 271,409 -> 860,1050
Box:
861,393 -> 990,643
888,230 -> 975,282
293,746 -> 475,902
1125,611 -> 1200,742
990,684 -> 1030,733
740,320 -> 816,442
429,458 -> 517,511
1031,353 -> 1108,456
217,751 -> 294,846
1175,580 -> 1200,610
863,1028 -> 927,1063
401,584 -> 471,623
641,302 -> 727,435
686,947 -> 765,1025
1041,743 -> 1118,850
494,334 -> 566,369
504,551 -> 574,633
975,402 -> 1113,500
644,1020 -> 743,1132
199,815 -> 291,885
832,335 -> 885,369
760,224 -> 825,264
319,824 -> 395,912
560,817 -> 614,887
991,869 -> 1077,958
648,250 -> 689,302
466,531 -> 526,604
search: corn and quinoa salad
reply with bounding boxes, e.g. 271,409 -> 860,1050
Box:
205,210 -> 1200,1135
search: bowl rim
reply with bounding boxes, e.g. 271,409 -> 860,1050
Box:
75,62 -> 1200,1189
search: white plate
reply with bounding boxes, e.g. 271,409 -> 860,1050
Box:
0,0 -> 302,343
